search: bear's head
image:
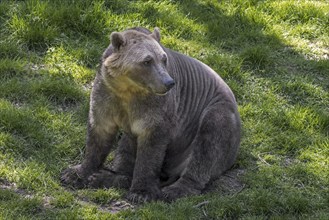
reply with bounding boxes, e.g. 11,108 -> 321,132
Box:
102,28 -> 175,96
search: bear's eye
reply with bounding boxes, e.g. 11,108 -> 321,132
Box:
143,58 -> 152,66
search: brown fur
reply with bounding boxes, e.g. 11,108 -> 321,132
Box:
61,27 -> 241,203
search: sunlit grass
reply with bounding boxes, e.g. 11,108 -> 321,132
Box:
0,0 -> 328,219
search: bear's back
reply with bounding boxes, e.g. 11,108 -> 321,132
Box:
165,48 -> 236,133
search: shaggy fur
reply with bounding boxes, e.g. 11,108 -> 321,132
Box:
61,27 -> 241,203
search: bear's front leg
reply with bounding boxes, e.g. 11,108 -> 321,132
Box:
88,133 -> 136,189
127,130 -> 168,203
61,121 -> 118,189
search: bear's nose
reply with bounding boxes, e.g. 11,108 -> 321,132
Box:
164,79 -> 175,90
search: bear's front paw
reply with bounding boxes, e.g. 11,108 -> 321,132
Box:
127,186 -> 163,203
88,169 -> 131,189
60,164 -> 89,189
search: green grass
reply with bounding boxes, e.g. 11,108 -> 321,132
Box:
0,0 -> 328,219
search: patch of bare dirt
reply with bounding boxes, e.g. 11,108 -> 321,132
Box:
0,178 -> 32,198
75,193 -> 134,214
0,178 -> 134,214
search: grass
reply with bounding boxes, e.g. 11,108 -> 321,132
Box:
0,0 -> 328,219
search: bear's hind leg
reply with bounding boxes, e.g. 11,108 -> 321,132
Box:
162,103 -> 241,201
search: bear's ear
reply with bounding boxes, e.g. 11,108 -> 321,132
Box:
110,32 -> 126,52
151,27 -> 161,42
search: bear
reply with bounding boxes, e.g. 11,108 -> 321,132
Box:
61,27 -> 241,203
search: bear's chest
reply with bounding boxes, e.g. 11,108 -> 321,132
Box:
111,101 -> 140,135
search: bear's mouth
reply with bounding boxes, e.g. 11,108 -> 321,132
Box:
155,91 -> 168,96
147,86 -> 169,96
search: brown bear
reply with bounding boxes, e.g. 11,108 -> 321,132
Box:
61,27 -> 241,203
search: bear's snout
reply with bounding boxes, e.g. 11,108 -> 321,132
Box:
164,79 -> 175,90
